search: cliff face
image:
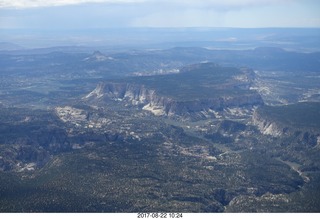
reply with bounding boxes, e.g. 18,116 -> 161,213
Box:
253,111 -> 283,137
84,82 -> 264,117
253,107 -> 320,147
85,82 -> 157,105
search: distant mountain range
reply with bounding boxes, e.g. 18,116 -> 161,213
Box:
0,42 -> 24,51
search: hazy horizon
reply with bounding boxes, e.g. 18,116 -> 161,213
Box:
1,27 -> 320,52
1,0 -> 320,50
1,0 -> 320,28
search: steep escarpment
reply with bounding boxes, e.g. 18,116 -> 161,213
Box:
253,110 -> 284,137
84,63 -> 264,119
253,103 -> 320,146
84,82 -> 263,118
85,82 -> 156,105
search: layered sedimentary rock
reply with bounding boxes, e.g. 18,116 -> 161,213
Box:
253,103 -> 320,147
85,82 -> 264,117
252,111 -> 283,137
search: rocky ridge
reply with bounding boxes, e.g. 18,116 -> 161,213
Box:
252,104 -> 320,147
253,111 -> 283,137
84,82 -> 264,119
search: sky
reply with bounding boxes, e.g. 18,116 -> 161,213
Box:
0,0 -> 320,29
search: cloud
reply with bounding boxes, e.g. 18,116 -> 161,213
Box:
132,9 -> 225,27
0,0 -> 146,9
0,0 -> 318,28
154,0 -> 293,9
0,2 -> 143,28
130,0 -> 293,27
0,0 -> 293,9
